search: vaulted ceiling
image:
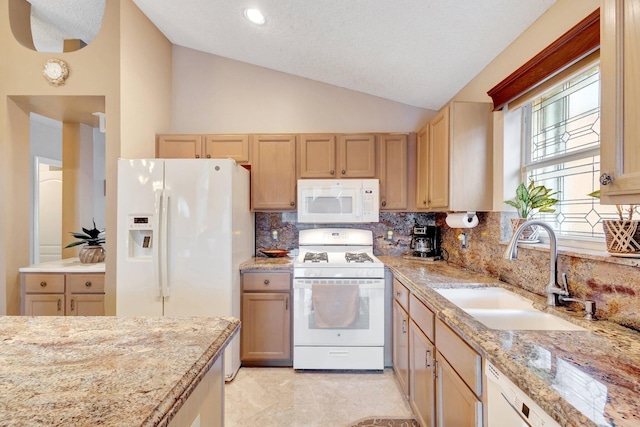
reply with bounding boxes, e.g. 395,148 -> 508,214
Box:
27,0 -> 557,110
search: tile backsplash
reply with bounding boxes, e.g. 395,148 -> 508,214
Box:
437,211 -> 640,332
255,211 -> 640,331
255,212 -> 435,257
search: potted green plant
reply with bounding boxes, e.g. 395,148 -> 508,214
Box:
504,179 -> 559,242
588,190 -> 639,256
65,219 -> 106,264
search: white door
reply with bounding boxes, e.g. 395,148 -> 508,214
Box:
162,160 -> 233,317
37,161 -> 63,263
116,159 -> 164,316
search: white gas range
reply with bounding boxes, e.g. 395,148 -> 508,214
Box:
293,228 -> 385,371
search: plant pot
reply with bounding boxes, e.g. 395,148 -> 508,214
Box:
603,220 -> 640,256
79,245 -> 106,264
510,218 -> 540,243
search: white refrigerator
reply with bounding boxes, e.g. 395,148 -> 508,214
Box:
116,158 -> 254,381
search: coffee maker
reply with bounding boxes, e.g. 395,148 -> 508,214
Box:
410,222 -> 441,259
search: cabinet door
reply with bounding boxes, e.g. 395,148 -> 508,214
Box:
436,351 -> 482,427
251,135 -> 297,210
67,294 -> 105,316
409,320 -> 435,427
378,134 -> 408,210
601,0 -> 640,203
337,134 -> 376,178
156,135 -> 203,158
298,134 -> 336,178
428,107 -> 450,209
241,292 -> 291,362
203,135 -> 250,163
392,300 -> 409,397
416,125 -> 430,210
24,294 -> 64,316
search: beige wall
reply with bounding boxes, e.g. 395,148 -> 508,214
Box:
171,46 -> 435,134
0,0 -> 171,315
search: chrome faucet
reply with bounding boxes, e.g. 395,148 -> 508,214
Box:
503,219 -> 568,306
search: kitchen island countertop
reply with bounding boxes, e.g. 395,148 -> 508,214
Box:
0,316 -> 239,426
380,256 -> 640,427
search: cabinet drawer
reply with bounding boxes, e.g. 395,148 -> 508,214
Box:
436,318 -> 482,397
243,272 -> 291,291
409,293 -> 435,342
66,274 -> 105,293
24,274 -> 65,293
393,278 -> 409,312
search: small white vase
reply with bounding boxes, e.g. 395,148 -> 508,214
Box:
79,245 -> 106,264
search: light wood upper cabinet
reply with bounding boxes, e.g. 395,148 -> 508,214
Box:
251,135 -> 297,211
600,0 -> 640,204
298,134 -> 337,178
203,135 -> 250,163
416,102 -> 492,212
378,134 -> 408,210
298,134 -> 376,178
157,134 -> 250,163
338,134 -> 376,177
156,135 -> 203,159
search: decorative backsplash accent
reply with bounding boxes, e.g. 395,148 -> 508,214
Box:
437,211 -> 640,332
255,212 -> 435,257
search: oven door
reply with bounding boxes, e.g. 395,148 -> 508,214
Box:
293,278 -> 384,346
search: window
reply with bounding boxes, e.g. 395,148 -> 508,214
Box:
522,64 -> 624,241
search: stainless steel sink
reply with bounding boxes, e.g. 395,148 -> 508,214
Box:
435,287 -> 586,331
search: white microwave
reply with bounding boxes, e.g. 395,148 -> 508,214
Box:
297,179 -> 379,223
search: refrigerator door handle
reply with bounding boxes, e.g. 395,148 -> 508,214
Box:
160,189 -> 171,297
153,189 -> 163,298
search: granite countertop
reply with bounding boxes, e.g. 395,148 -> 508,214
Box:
240,256 -> 294,271
0,316 -> 240,427
19,258 -> 105,273
380,256 -> 640,427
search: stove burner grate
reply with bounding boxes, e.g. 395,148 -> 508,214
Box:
345,252 -> 374,263
303,252 -> 328,263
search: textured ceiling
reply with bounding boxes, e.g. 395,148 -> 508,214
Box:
27,0 -> 557,110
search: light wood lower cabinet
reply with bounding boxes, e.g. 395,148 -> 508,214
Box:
436,350 -> 482,427
21,272 -> 105,316
241,271 -> 292,366
410,320 -> 436,427
392,300 -> 410,397
393,277 -> 483,427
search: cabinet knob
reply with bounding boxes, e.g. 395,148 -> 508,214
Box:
341,170 -> 346,175
290,202 -> 295,206
264,279 -> 270,285
85,281 -> 92,287
330,170 -> 335,175
71,299 -> 75,311
57,299 -> 61,311
423,200 -> 427,205
195,154 -> 200,158
396,291 -> 402,297
206,154 -> 211,158
600,172 -> 613,185
40,281 -> 47,287
381,200 -> 387,207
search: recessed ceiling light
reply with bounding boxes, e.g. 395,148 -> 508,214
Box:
244,8 -> 265,25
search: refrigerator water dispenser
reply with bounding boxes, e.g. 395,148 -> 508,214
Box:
128,215 -> 154,258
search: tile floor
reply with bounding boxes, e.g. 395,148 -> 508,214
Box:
224,367 -> 414,427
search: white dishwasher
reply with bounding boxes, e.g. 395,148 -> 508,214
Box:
485,362 -> 561,427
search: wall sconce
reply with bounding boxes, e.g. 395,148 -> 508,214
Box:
271,230 -> 279,242
386,230 -> 394,241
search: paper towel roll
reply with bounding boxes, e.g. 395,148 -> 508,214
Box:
446,212 -> 479,229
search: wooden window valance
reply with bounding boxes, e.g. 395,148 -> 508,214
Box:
487,8 -> 600,111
